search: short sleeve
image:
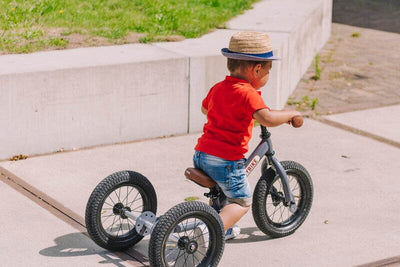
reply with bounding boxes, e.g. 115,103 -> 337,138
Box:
202,86 -> 215,110
243,89 -> 269,115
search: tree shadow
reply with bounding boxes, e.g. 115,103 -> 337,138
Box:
39,232 -> 130,267
333,0 -> 400,33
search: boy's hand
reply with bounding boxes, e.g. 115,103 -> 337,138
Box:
253,108 -> 302,127
290,115 -> 303,128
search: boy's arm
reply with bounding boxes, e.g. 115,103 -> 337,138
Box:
253,108 -> 301,127
201,106 -> 208,115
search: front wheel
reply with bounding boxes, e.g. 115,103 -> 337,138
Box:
149,201 -> 225,267
252,160 -> 313,238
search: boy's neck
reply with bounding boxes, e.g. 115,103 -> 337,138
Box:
230,72 -> 250,83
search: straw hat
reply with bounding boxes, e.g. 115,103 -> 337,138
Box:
221,31 -> 280,61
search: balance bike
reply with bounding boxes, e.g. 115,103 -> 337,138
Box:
85,121 -> 313,267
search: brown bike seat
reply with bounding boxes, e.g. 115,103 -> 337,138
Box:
184,168 -> 216,188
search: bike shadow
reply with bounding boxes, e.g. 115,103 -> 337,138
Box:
225,227 -> 273,244
39,232 -> 128,267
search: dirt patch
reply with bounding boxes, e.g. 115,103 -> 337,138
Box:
0,27 -> 186,55
287,0 -> 400,116
287,23 -> 400,116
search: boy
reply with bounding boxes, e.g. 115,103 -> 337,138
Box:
193,31 -> 301,239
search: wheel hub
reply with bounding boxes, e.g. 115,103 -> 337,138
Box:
113,202 -> 131,219
271,190 -> 285,206
178,236 -> 198,254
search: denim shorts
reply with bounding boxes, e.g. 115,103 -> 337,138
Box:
193,151 -> 252,207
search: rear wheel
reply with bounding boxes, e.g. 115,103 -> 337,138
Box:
149,201 -> 225,267
252,161 -> 313,237
85,171 -> 157,251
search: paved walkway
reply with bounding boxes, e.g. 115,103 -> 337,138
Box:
1,1 -> 400,266
1,109 -> 400,266
287,23 -> 400,116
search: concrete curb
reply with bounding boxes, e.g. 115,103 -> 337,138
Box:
0,0 -> 332,160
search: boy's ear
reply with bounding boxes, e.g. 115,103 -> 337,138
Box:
253,63 -> 262,75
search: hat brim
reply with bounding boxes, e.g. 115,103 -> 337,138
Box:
221,48 -> 280,61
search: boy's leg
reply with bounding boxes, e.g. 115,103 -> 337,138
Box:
193,151 -> 251,230
219,203 -> 250,231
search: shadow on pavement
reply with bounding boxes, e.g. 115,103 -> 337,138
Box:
39,232 -> 128,267
225,227 -> 273,244
333,0 -> 400,33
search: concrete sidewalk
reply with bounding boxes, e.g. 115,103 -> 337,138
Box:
0,178 -> 138,267
1,105 -> 400,266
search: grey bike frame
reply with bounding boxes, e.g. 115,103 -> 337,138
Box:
245,126 -> 297,213
123,126 -> 297,235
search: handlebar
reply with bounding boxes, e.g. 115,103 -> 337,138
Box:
290,115 -> 303,128
260,125 -> 271,139
260,115 -> 303,138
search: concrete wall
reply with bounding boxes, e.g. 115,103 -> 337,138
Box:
0,45 -> 189,157
0,0 -> 332,160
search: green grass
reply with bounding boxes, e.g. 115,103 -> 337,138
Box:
0,0 -> 259,54
311,54 -> 321,80
287,95 -> 319,111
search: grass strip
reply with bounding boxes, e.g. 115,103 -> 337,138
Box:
1,0 -> 259,54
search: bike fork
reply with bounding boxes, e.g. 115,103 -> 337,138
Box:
270,156 -> 297,213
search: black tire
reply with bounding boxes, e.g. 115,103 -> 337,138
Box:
252,160 -> 313,238
85,170 -> 157,251
149,201 -> 225,267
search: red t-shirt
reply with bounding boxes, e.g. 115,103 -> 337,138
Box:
195,76 -> 269,160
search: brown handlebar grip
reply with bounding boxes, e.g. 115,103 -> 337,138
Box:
291,115 -> 303,128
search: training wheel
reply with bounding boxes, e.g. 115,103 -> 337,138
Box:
85,170 -> 157,251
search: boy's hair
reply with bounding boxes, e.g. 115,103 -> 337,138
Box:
227,58 -> 269,73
